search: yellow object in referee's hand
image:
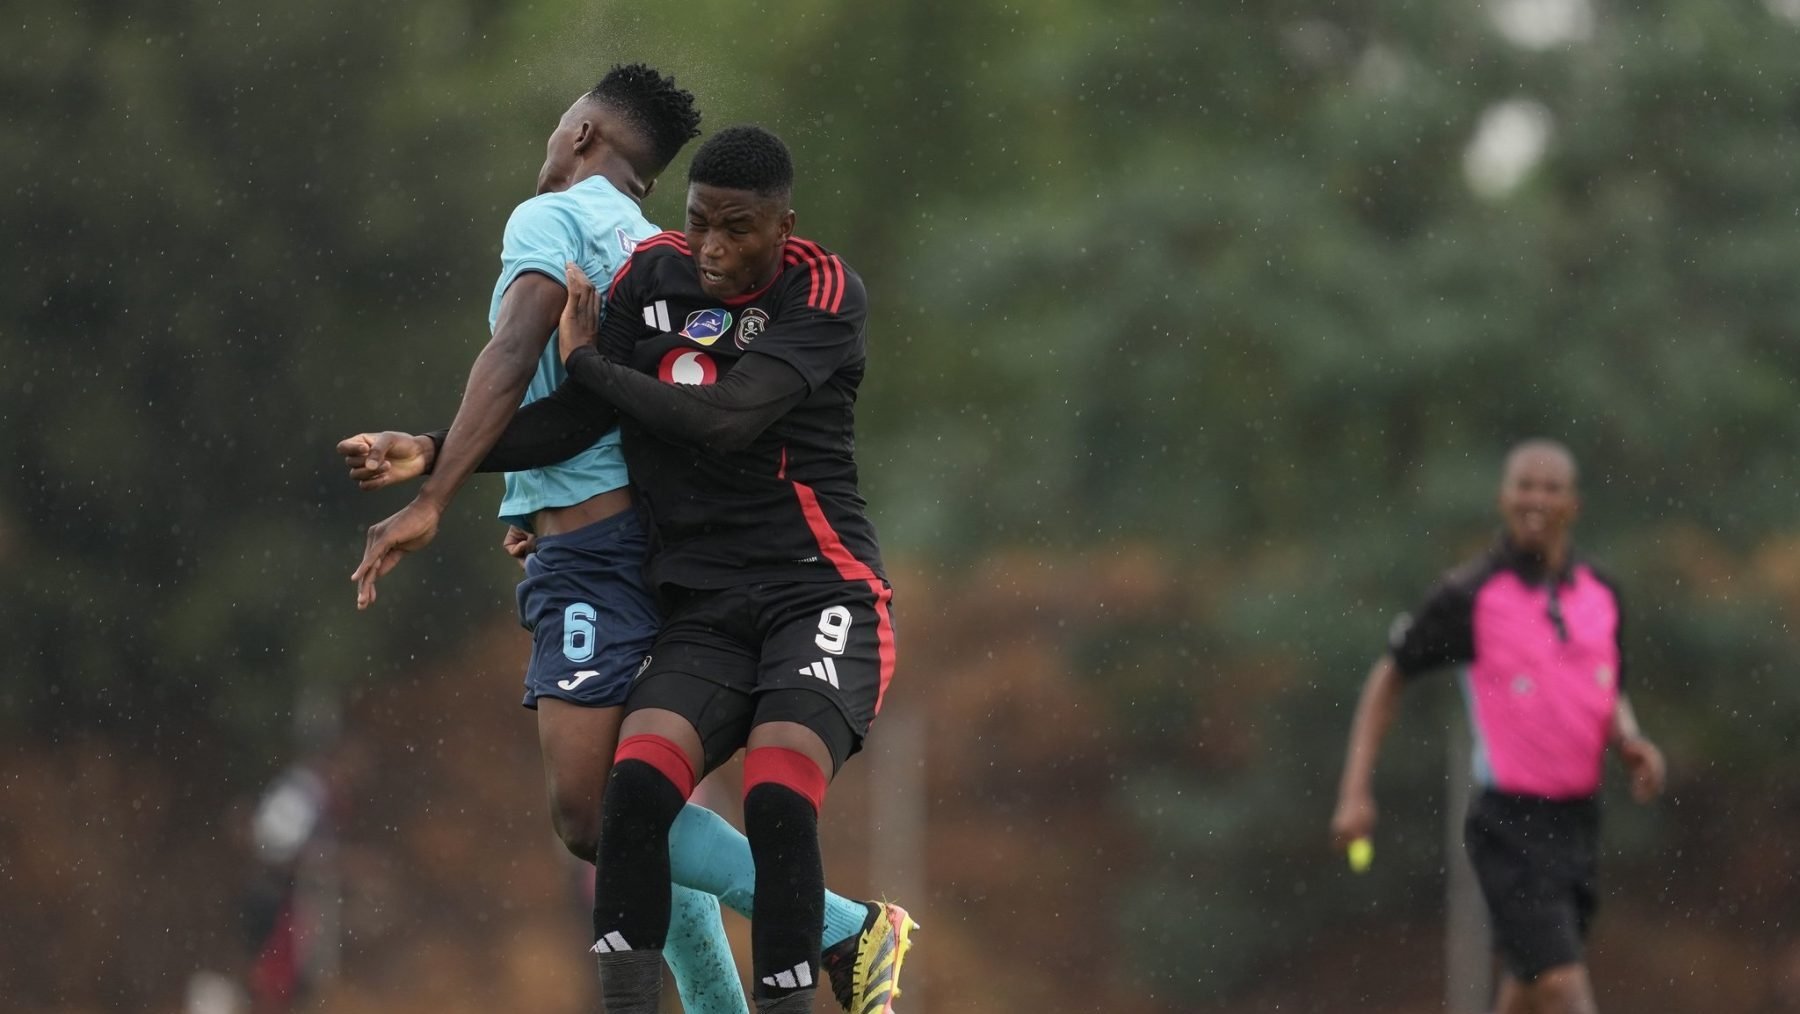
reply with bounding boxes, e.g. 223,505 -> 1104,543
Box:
1347,837 -> 1373,874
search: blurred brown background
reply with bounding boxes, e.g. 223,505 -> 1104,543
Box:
5,0 -> 1799,1010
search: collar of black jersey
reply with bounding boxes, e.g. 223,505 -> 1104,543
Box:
1489,533 -> 1578,587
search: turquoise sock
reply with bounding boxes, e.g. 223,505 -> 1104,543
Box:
820,892 -> 869,950
663,885 -> 748,1014
670,803 -> 870,949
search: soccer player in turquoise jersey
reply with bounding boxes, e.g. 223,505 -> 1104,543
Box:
339,68 -> 908,1013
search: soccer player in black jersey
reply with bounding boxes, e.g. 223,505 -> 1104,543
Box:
408,125 -> 911,1014
343,111 -> 913,1007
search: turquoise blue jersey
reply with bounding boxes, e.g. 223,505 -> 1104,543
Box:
489,176 -> 657,529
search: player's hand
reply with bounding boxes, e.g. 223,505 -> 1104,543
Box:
351,498 -> 443,609
1617,735 -> 1666,803
337,431 -> 435,490
502,525 -> 536,566
557,261 -> 600,364
1330,792 -> 1377,851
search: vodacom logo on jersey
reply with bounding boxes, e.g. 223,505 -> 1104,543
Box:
658,348 -> 718,385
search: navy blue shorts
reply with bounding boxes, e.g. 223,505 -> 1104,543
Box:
514,509 -> 660,709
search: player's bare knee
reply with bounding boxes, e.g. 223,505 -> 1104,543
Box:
1528,964 -> 1595,1014
549,797 -> 601,862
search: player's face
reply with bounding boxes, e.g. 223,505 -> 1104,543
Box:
535,98 -> 588,195
1498,448 -> 1579,553
685,183 -> 794,299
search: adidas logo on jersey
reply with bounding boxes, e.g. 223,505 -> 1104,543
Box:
799,658 -> 840,688
641,300 -> 672,332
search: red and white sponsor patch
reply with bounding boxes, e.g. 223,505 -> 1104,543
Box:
658,348 -> 718,385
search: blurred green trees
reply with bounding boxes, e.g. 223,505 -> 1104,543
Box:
4,0 -> 1798,1005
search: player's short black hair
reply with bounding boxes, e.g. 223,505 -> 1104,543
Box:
687,125 -> 794,198
590,64 -> 702,172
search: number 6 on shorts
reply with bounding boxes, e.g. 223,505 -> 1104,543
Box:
563,602 -> 598,663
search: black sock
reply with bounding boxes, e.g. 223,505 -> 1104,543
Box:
745,783 -> 825,1011
592,758 -> 686,958
594,950 -> 664,1014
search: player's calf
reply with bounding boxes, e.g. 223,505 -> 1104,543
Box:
592,735 -> 697,1012
745,746 -> 829,1014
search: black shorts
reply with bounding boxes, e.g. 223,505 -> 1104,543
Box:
626,578 -> 897,770
1464,790 -> 1600,981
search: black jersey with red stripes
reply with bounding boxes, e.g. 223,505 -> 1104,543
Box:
597,230 -> 884,591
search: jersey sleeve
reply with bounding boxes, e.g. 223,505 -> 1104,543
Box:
496,197 -> 578,295
1589,565 -> 1628,691
468,377 -> 617,473
596,250 -> 649,364
565,346 -> 806,453
1388,577 -> 1477,678
746,262 -> 868,392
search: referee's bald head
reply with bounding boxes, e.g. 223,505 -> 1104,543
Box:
1503,438 -> 1578,488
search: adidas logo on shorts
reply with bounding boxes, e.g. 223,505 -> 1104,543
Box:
799,658 -> 840,688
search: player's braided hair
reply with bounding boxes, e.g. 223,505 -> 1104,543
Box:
687,125 -> 793,197
590,64 -> 701,171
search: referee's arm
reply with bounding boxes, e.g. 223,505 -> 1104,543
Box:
1609,695 -> 1667,803
1330,654 -> 1406,850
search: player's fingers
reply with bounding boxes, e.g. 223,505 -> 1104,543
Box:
336,434 -> 373,457
565,262 -> 598,328
376,550 -> 406,579
366,431 -> 400,468
354,545 -> 396,608
353,526 -> 390,581
567,260 -> 594,291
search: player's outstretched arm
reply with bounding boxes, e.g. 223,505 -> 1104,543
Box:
411,272 -> 567,510
566,344 -> 806,453
557,262 -> 807,453
1610,694 -> 1666,803
469,376 -> 617,472
348,273 -> 563,609
1330,655 -> 1405,850
336,431 -> 436,490
350,499 -> 441,609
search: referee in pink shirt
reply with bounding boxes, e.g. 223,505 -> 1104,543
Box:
1331,439 -> 1666,1014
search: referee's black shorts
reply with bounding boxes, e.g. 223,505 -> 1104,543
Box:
1463,789 -> 1601,982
